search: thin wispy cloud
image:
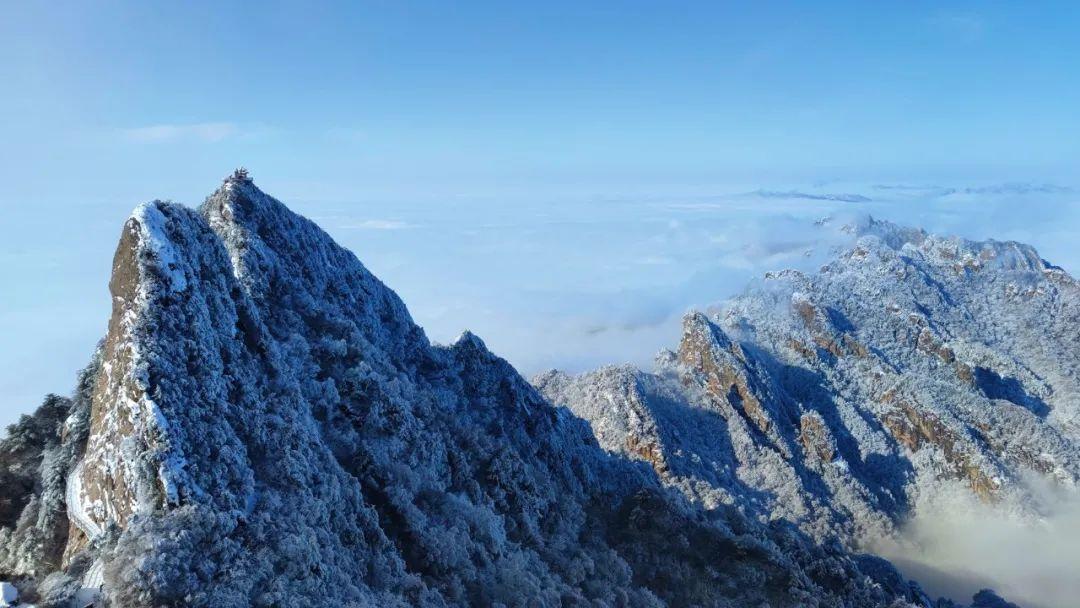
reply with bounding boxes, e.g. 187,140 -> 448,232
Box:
339,219 -> 416,230
753,189 -> 872,203
873,182 -> 1074,198
122,122 -> 240,143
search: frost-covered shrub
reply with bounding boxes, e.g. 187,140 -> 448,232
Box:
539,217 -> 1080,559
0,176 -> 956,607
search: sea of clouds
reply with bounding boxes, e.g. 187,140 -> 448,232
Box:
315,180 -> 1080,377
3,178 -> 1079,606
3,180 -> 1078,430
872,475 -> 1080,608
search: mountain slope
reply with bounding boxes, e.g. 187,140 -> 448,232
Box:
0,174 -> 947,607
537,217 -> 1080,553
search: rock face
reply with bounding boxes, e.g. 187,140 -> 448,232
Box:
537,218 -> 1080,549
0,175 -> 952,607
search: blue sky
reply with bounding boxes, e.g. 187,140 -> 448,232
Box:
2,1 -> 1080,426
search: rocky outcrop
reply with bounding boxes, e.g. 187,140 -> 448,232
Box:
678,313 -> 783,438
0,174 -> 942,607
539,217 -> 1080,555
798,412 -> 836,463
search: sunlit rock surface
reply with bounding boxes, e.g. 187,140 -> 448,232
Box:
0,173 -> 969,607
537,217 -> 1080,559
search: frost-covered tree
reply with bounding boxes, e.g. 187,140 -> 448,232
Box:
0,175 -> 1012,607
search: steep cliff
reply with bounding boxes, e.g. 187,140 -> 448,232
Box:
537,218 -> 1080,552
0,174 -> 945,607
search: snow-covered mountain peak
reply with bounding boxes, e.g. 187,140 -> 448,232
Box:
841,216 -> 1049,276
542,217 -> 1080,567
2,176 -> 976,607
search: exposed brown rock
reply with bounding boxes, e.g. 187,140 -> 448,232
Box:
625,435 -> 669,475
798,413 -> 835,462
841,335 -> 869,358
64,217 -> 158,565
678,316 -> 773,435
813,336 -> 845,358
794,300 -> 818,329
787,338 -> 817,361
792,299 -> 868,360
955,362 -> 975,386
916,328 -> 955,363
880,399 -> 998,502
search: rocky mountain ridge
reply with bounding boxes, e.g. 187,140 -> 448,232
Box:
0,173 -> 993,607
537,217 -> 1080,556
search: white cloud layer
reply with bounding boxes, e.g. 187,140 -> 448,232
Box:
2,179 -> 1078,434
872,480 -> 1080,608
340,219 -> 415,230
311,180 -> 1080,381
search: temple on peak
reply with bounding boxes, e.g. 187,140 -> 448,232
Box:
225,167 -> 252,184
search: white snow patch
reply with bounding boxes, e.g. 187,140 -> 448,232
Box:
66,459 -> 103,540
132,203 -> 188,292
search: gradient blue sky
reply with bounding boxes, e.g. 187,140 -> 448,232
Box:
2,1 -> 1079,426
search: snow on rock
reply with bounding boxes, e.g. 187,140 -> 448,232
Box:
0,174 -> 1014,607
64,460 -> 102,541
538,217 -> 1080,557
